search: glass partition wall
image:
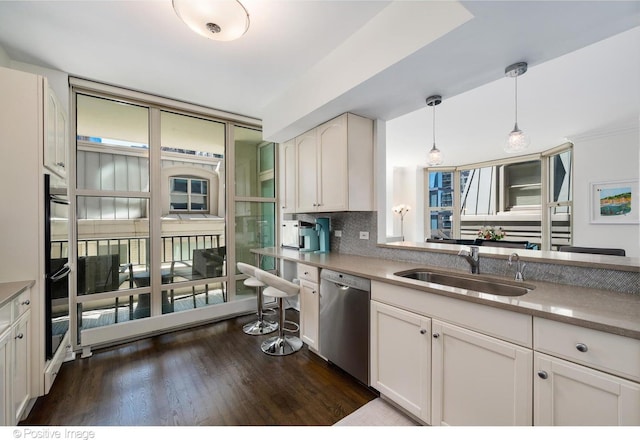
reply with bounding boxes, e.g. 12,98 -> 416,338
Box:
70,82 -> 271,351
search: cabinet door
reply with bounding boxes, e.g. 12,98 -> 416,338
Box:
370,301 -> 431,423
44,87 -> 67,179
299,279 -> 319,350
295,130 -> 318,212
316,115 -> 348,211
534,352 -> 640,426
0,329 -> 10,426
279,139 -> 297,214
431,320 -> 532,426
12,310 -> 31,423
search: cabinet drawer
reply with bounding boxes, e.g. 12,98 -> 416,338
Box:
534,317 -> 640,382
12,289 -> 31,318
298,263 -> 319,283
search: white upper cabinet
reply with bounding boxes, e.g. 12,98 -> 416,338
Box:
279,139 -> 297,214
295,129 -> 319,213
44,85 -> 68,180
289,113 -> 373,213
315,115 -> 349,211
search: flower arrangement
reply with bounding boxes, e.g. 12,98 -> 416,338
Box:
477,226 -> 505,240
392,204 -> 411,241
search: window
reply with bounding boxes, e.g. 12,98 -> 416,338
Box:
169,176 -> 209,212
71,78 -> 270,351
425,143 -> 573,250
501,160 -> 541,212
427,170 -> 454,239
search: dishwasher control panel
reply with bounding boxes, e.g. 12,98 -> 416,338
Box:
320,269 -> 371,291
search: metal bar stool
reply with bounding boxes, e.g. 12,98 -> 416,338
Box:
254,268 -> 302,356
237,262 -> 278,335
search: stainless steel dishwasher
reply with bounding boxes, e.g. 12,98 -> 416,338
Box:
319,269 -> 371,385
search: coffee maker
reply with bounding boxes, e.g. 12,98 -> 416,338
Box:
315,217 -> 330,253
299,221 -> 319,252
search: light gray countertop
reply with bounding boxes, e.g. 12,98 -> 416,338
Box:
0,280 -> 34,308
252,247 -> 640,340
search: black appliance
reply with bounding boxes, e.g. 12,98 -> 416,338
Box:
44,173 -> 70,360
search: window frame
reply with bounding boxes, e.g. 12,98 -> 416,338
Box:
169,175 -> 210,213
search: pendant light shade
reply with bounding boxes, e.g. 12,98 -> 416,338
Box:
173,0 -> 250,42
504,62 -> 530,153
426,95 -> 443,166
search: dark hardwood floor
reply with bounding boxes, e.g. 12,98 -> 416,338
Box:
21,309 -> 378,426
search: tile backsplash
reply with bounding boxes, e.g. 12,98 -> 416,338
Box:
291,211 -> 639,294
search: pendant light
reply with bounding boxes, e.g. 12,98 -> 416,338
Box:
504,62 -> 530,153
426,95 -> 443,166
173,0 -> 250,42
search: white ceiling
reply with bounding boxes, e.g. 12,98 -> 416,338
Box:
0,1 -> 638,164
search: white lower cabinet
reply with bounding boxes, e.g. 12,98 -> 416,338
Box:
533,317 -> 640,426
299,279 -> 319,350
534,352 -> 640,425
1,285 -> 32,426
370,280 -> 533,426
370,299 -> 532,426
0,328 -> 10,425
12,310 -> 31,424
431,320 -> 532,426
298,264 -> 319,351
370,301 -> 431,423
370,281 -> 640,426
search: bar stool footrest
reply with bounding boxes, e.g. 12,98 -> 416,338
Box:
283,320 -> 299,333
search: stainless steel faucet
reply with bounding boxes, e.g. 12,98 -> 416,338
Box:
508,252 -> 526,281
458,246 -> 480,274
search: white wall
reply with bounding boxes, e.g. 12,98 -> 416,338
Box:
572,124 -> 640,257
0,44 -> 9,67
389,166 -> 417,241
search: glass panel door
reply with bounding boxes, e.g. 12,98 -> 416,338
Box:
234,126 -> 275,272
75,95 -> 150,332
160,111 -> 227,313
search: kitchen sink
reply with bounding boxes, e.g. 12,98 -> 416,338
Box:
394,269 -> 534,297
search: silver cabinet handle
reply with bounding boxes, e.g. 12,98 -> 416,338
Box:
21,299 -> 30,305
15,333 -> 24,340
433,333 -> 440,339
537,370 -> 548,379
576,343 -> 588,353
420,329 -> 427,334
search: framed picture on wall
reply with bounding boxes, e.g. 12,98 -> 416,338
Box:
590,179 -> 639,224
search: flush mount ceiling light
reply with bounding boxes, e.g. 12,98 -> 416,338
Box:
504,61 -> 530,153
173,0 -> 250,42
426,95 -> 443,166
